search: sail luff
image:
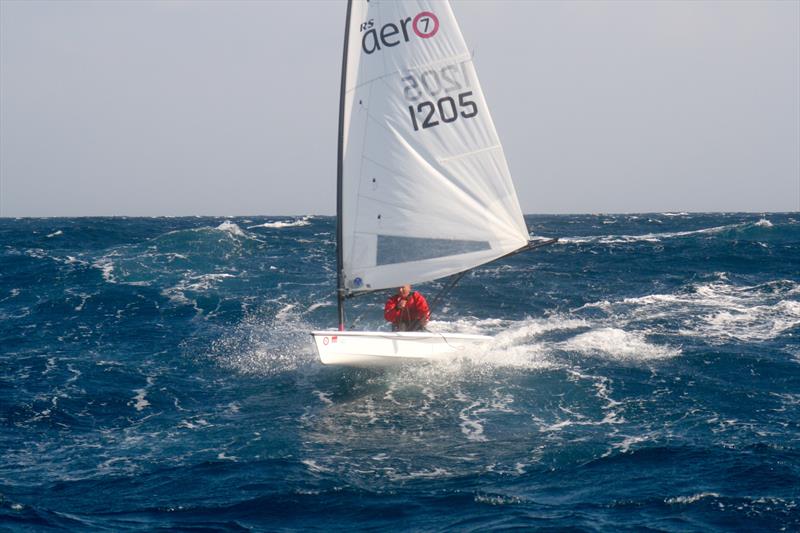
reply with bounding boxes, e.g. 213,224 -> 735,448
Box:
336,0 -> 354,330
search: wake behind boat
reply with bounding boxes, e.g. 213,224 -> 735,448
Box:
312,0 -> 555,366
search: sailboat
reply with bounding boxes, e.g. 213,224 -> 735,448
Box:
311,0 -> 555,366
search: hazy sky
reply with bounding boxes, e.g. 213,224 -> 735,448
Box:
1,0 -> 798,217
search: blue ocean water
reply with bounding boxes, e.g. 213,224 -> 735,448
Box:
1,213 -> 799,531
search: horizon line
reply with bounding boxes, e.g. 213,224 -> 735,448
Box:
0,210 -> 797,220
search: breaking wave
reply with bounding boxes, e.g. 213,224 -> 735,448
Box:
580,279 -> 800,344
557,218 -> 775,245
249,216 -> 312,229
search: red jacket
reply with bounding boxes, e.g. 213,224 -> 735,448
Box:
384,291 -> 430,325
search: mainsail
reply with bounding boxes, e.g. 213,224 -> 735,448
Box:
338,0 -> 529,298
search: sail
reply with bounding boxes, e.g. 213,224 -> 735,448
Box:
340,0 -> 529,294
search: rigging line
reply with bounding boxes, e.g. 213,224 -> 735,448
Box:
497,238 -> 559,262
427,238 -> 560,314
428,269 -> 471,316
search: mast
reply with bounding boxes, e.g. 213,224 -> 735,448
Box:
336,0 -> 353,331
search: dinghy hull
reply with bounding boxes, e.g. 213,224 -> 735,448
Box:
310,330 -> 491,367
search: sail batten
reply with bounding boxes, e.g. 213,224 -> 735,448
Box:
340,0 -> 528,294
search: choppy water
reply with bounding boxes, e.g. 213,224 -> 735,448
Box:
1,213 -> 799,531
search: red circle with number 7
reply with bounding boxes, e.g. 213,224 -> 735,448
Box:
412,11 -> 439,39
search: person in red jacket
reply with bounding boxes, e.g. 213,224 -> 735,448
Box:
384,284 -> 430,331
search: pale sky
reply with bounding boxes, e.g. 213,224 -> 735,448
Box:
1,0 -> 798,217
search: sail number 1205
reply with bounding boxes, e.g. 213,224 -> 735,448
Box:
408,91 -> 478,132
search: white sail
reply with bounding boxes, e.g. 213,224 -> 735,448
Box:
341,0 -> 528,294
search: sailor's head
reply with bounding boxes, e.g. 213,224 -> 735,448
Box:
399,284 -> 412,297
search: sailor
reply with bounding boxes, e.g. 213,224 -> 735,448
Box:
384,284 -> 430,332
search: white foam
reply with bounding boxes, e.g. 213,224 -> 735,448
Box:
474,494 -> 525,506
559,222 -> 743,245
92,257 -> 117,283
215,220 -> 247,237
307,302 -> 332,313
275,303 -> 296,321
581,279 -> 800,345
537,419 -> 574,432
408,316 -> 583,372
179,418 -> 210,430
131,389 -> 150,411
302,459 -> 333,473
64,256 -> 87,265
249,216 -> 312,229
183,273 -> 235,291
161,287 -> 193,306
25,248 -> 49,259
43,357 -> 57,375
314,390 -> 334,406
563,328 -> 681,360
701,300 -> 800,342
613,434 -> 650,453
217,452 -> 238,461
73,292 -> 91,311
46,230 -> 63,238
560,217 -> 777,246
178,420 -> 200,429
130,376 -> 155,412
459,402 -> 488,442
388,467 -> 450,481
161,272 -> 236,307
666,492 -> 720,505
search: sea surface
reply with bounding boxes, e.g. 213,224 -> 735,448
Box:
1,213 -> 799,531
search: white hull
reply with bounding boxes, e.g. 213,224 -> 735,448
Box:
310,330 -> 491,367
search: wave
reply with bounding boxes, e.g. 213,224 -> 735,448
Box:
249,216 -> 312,229
665,492 -> 720,505
154,221 -> 261,243
554,217 -> 783,245
161,272 -> 237,306
87,223 -> 267,306
215,220 -> 248,237
577,279 -> 800,344
558,222 -> 752,245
